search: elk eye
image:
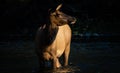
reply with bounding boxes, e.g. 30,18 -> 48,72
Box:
56,13 -> 60,16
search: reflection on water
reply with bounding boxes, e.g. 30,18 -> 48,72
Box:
35,66 -> 80,73
0,40 -> 120,73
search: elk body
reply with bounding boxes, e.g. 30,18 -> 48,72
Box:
35,4 -> 76,69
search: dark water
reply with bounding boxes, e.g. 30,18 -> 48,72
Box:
0,40 -> 120,73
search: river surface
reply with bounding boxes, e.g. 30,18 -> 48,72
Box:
0,40 -> 120,73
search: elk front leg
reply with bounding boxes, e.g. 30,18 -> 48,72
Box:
52,57 -> 61,69
51,50 -> 61,69
64,43 -> 70,66
56,58 -> 61,68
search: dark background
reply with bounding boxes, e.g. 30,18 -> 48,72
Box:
0,0 -> 120,73
0,0 -> 120,41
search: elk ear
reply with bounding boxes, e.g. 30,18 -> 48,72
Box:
56,4 -> 62,11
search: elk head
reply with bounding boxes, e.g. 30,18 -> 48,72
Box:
49,4 -> 76,26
